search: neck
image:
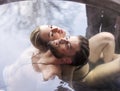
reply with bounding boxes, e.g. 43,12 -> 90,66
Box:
37,50 -> 60,65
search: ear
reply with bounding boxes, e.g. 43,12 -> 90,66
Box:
61,57 -> 72,64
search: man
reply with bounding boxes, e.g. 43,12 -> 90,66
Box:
48,35 -> 89,87
48,32 -> 120,88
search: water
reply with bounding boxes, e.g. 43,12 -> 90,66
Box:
0,0 -> 87,91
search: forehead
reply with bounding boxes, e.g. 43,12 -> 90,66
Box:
38,25 -> 50,42
67,36 -> 80,42
39,25 -> 58,35
40,25 -> 50,33
40,25 -> 58,31
68,36 -> 81,52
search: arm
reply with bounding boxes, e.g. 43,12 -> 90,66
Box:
89,32 -> 115,63
83,58 -> 120,86
61,65 -> 76,87
41,64 -> 62,81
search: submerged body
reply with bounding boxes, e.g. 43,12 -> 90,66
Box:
3,46 -> 73,91
48,32 -> 120,88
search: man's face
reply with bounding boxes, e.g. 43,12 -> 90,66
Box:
48,36 -> 81,57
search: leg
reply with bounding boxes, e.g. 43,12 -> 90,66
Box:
83,58 -> 120,87
89,32 -> 115,63
115,16 -> 120,53
85,5 -> 102,39
101,8 -> 118,35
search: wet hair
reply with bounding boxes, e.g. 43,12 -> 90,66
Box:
48,35 -> 89,67
30,26 -> 48,52
71,35 -> 89,66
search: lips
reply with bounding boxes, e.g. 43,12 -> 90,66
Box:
57,28 -> 65,33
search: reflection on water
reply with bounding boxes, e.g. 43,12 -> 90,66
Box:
0,0 -> 86,91
3,47 -> 73,91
